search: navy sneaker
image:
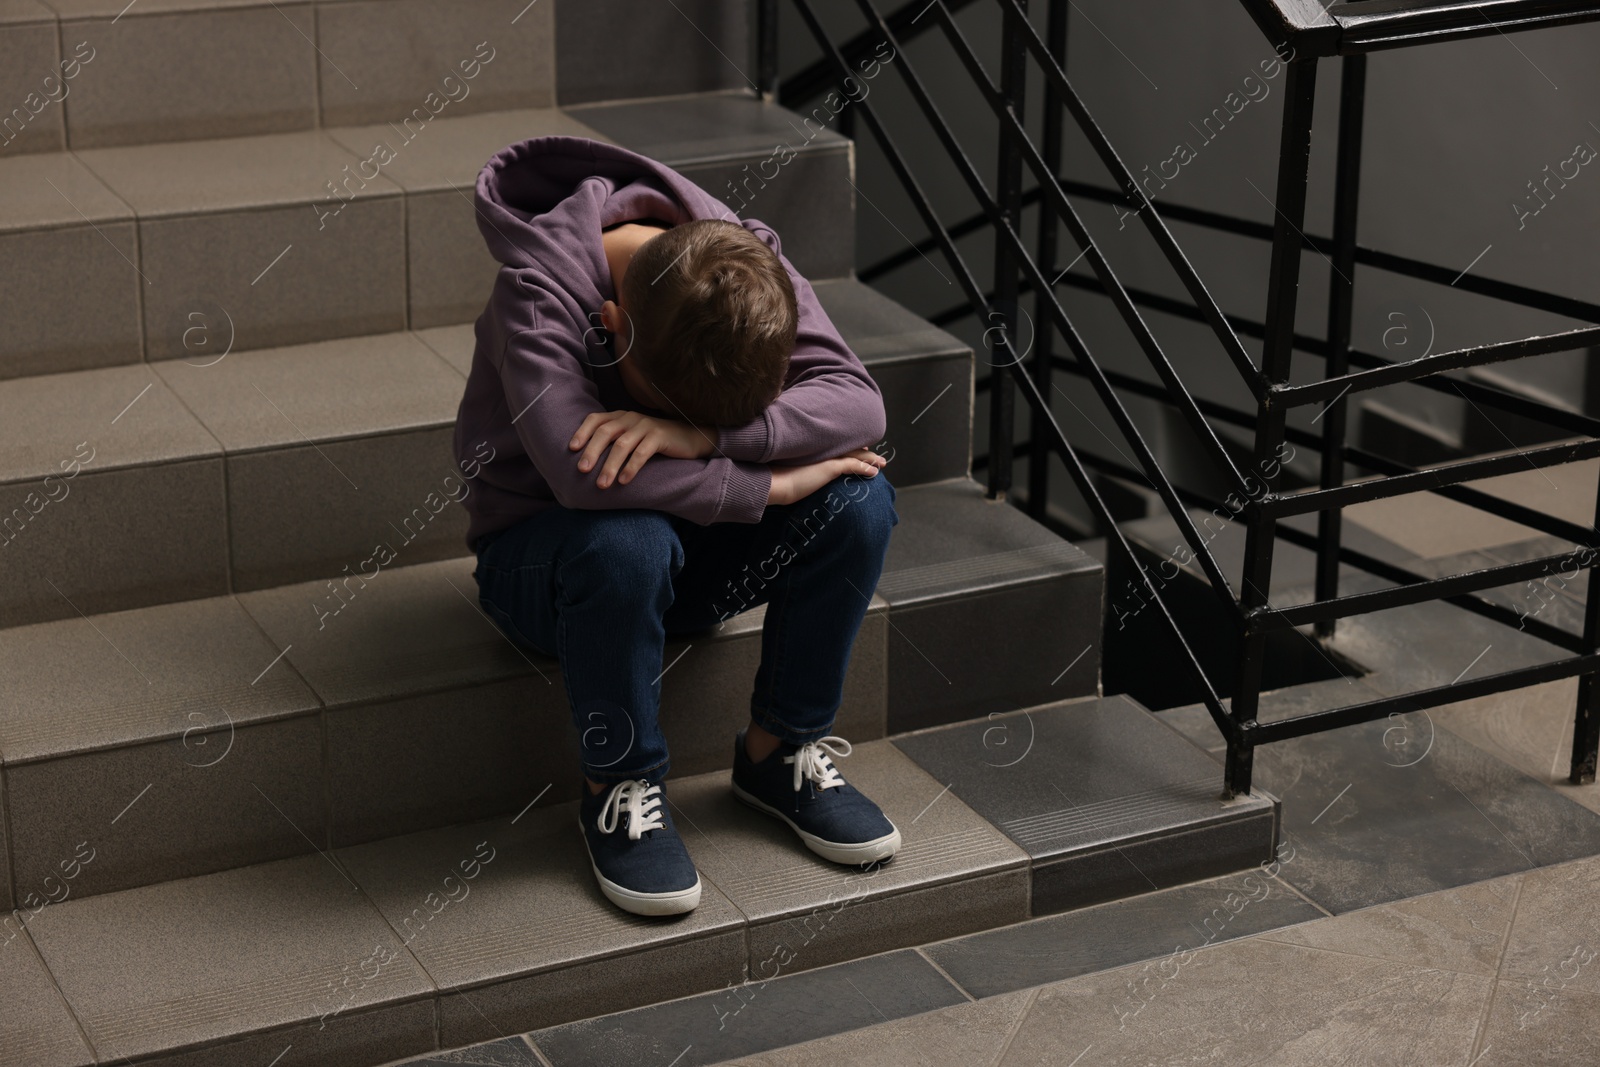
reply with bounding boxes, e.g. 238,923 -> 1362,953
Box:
579,779 -> 701,916
730,732 -> 901,865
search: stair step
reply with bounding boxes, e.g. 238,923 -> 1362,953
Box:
3,0 -> 750,157
0,93 -> 852,381
568,92 -> 854,278
0,151 -> 139,379
1,903 -> 93,1067
892,694 -> 1276,915
0,278 -> 970,624
6,0 -> 555,152
6,699 -> 1271,1066
879,479 -> 1102,731
0,478 -> 1101,899
554,0 -> 749,106
0,362 -> 229,627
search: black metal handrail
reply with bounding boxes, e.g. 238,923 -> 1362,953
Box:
758,0 -> 1600,794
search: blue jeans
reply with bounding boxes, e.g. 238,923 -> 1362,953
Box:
472,473 -> 898,785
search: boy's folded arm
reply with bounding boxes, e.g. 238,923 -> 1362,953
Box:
716,234 -> 887,466
499,322 -> 770,525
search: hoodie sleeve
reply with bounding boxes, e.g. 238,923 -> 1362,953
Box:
499,273 -> 771,524
713,222 -> 887,465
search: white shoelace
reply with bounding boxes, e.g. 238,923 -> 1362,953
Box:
784,736 -> 852,793
597,779 -> 664,840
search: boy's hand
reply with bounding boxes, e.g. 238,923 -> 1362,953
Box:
768,448 -> 886,506
570,411 -> 718,488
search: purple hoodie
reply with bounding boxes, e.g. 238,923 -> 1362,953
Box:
452,136 -> 886,551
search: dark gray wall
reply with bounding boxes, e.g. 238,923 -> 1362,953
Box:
775,0 -> 1600,528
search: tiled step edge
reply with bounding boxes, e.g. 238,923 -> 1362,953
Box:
0,281 -> 970,626
0,479 -> 1102,901
8,712 -> 1278,1067
0,94 -> 851,381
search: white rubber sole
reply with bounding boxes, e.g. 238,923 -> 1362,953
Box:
581,835 -> 702,916
731,781 -> 902,866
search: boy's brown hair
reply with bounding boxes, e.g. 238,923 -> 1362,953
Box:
620,218 -> 797,427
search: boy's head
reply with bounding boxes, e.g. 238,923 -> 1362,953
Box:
604,218 -> 796,427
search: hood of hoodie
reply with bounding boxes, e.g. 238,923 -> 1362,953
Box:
473,135 -> 755,292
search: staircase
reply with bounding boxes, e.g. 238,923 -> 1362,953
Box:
0,4 -> 1276,1064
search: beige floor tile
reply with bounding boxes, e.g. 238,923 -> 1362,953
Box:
1497,855 -> 1600,996
1344,458 -> 1599,559
1433,679 -> 1576,782
1474,979 -> 1600,1065
998,937 -> 1490,1066
1260,874 -> 1520,977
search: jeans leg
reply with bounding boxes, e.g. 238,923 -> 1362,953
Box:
473,507 -> 683,785
669,473 -> 898,745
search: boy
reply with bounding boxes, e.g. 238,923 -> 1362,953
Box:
454,136 -> 901,916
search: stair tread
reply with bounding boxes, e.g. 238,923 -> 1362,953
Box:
23,849 -> 436,1062
336,803 -> 747,994
568,91 -> 849,167
880,478 -> 1100,605
151,330 -> 463,454
667,742 -> 1026,923
74,128 -> 404,219
325,107 -> 611,194
0,921 -> 93,1067
0,363 -> 216,483
0,479 -> 1075,761
0,593 -> 318,764
237,555 -> 553,711
893,694 -> 1274,860
0,151 -> 128,233
810,278 -> 969,366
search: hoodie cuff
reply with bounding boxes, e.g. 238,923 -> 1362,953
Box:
720,461 -> 772,523
715,414 -> 771,463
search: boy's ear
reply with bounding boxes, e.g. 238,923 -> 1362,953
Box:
599,300 -> 622,333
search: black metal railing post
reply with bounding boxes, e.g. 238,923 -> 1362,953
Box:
1227,56 -> 1320,798
987,0 -> 1027,501
757,0 -> 781,101
1314,53 -> 1367,639
1574,477 -> 1600,784
1028,0 -> 1068,520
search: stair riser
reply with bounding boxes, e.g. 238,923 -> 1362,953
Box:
6,719 -> 324,903
871,353 -> 973,487
0,220 -> 142,380
3,2 -> 556,154
440,871 -> 1032,1049
554,0 -> 749,106
885,575 -> 1103,734
0,18 -> 66,154
136,200 -> 410,361
1030,812 -> 1279,916
675,150 -> 856,280
226,429 -> 467,594
0,459 -> 229,629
